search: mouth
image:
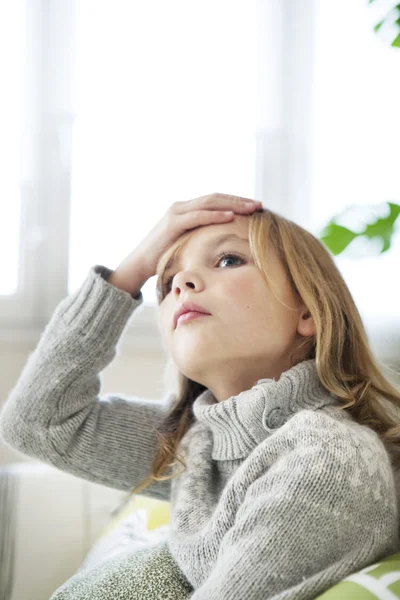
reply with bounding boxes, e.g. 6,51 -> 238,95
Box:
176,311 -> 211,328
173,301 -> 212,329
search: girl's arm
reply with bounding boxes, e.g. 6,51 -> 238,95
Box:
0,265 -> 172,502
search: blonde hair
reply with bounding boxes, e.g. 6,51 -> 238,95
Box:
127,207 -> 400,497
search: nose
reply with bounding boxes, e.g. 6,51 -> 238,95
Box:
172,271 -> 198,294
174,281 -> 195,293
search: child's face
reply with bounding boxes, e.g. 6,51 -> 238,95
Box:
158,215 -> 315,402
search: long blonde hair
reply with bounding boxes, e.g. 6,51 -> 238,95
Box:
127,207 -> 400,497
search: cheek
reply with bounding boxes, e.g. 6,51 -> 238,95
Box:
240,278 -> 289,323
222,275 -> 253,305
224,274 -> 271,316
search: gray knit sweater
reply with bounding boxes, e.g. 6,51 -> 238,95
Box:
1,264 -> 399,600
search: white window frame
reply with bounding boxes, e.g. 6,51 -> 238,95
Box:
255,0 -> 316,232
0,0 -> 74,344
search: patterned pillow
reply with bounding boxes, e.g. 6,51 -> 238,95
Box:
315,552 -> 400,599
50,541 -> 194,600
79,494 -> 172,571
79,506 -> 170,572
49,495 -> 194,599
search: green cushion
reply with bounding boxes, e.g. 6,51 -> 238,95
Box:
316,552 -> 400,599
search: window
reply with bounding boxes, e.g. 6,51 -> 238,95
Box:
68,0 -> 259,303
309,0 -> 400,325
2,1 -> 398,358
0,1 -> 24,297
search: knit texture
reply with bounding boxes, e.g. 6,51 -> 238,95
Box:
1,264 -> 399,600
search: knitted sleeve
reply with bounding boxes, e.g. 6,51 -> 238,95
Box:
0,264 -> 172,502
189,412 -> 399,600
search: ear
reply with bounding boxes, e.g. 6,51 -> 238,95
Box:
297,308 -> 316,337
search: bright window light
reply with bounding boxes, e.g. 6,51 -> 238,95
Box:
68,0 -> 258,301
0,1 -> 24,296
310,0 -> 400,323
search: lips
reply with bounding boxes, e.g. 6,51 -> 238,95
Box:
173,301 -> 211,329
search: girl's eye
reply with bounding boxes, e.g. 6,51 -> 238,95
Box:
159,252 -> 245,298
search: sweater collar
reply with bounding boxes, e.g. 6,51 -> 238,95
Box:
191,358 -> 342,461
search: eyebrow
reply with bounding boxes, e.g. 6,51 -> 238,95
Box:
164,233 -> 249,273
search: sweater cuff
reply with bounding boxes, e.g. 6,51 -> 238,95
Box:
53,264 -> 144,344
94,264 -> 144,302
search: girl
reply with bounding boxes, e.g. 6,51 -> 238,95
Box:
1,193 -> 400,600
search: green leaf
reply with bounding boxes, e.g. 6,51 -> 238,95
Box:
319,202 -> 400,257
363,202 -> 400,253
371,2 -> 400,46
319,223 -> 358,255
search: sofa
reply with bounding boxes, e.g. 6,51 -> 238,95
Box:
2,461 -> 400,600
0,462 -> 130,600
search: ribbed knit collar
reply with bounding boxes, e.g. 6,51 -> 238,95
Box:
192,358 -> 342,461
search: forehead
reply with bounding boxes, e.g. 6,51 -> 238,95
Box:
165,217 -> 250,271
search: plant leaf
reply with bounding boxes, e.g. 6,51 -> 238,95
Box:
363,202 -> 400,253
319,202 -> 400,257
371,2 -> 400,46
319,223 -> 358,255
